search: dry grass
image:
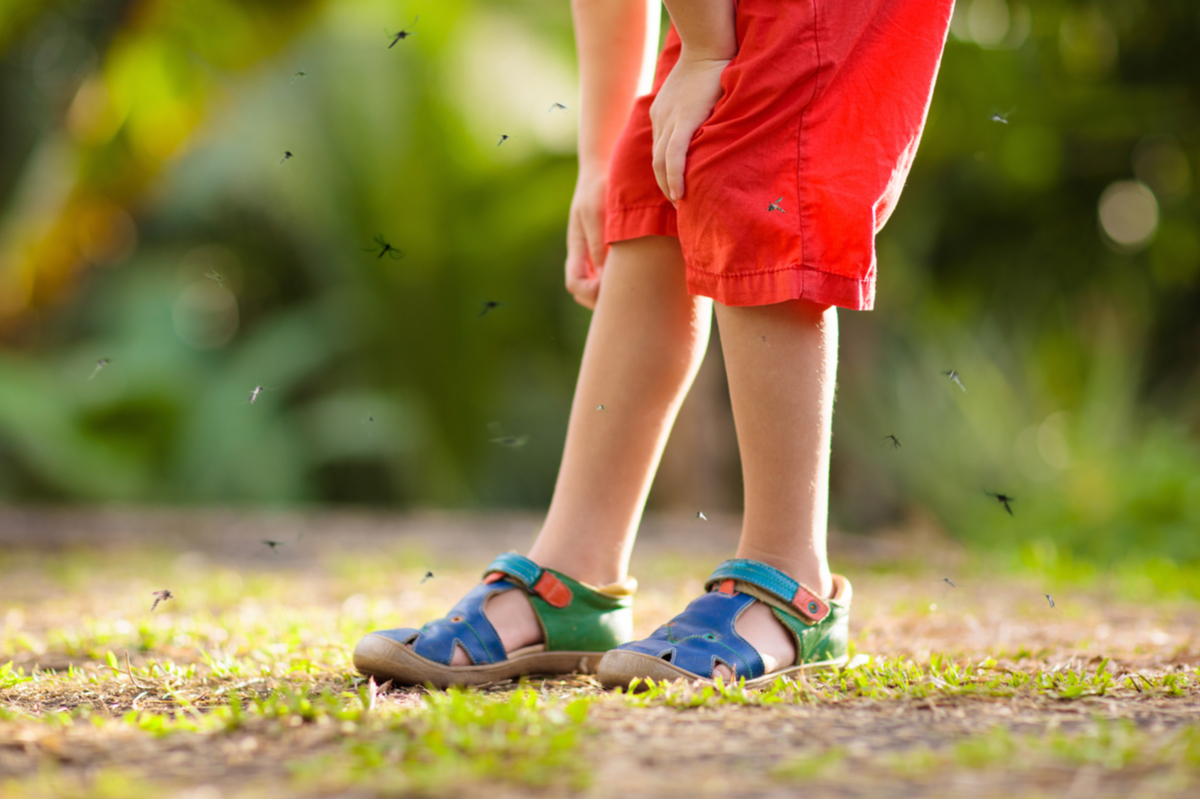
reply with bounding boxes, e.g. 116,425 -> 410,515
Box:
0,509 -> 1198,797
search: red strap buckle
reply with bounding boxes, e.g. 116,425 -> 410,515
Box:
791,584 -> 830,622
533,572 -> 573,608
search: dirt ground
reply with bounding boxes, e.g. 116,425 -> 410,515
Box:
1,508 -> 1198,797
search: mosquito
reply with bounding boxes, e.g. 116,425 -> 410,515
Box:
386,17 -> 418,48
364,234 -> 405,260
291,71 -> 307,83
767,197 -> 785,213
491,434 -> 528,448
361,415 -> 374,423
420,571 -> 434,584
989,107 -> 1015,124
696,511 -> 708,521
204,270 -> 225,286
1045,593 -> 1057,610
488,422 -> 528,449
262,539 -> 286,553
942,370 -> 967,393
497,134 -> 511,146
761,335 -> 769,345
884,434 -> 901,449
478,301 -> 505,318
88,358 -> 110,380
941,578 -> 962,589
247,385 -> 270,404
985,491 -> 1015,516
279,151 -> 294,166
150,590 -> 174,612
595,404 -> 607,413
548,102 -> 568,113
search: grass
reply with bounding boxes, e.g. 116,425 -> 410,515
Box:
1,530 -> 1199,797
622,655 -> 1200,709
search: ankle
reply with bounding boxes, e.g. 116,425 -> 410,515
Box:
733,548 -> 832,598
525,547 -> 625,588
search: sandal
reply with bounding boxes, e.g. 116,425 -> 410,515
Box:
353,552 -> 635,688
597,558 -> 851,689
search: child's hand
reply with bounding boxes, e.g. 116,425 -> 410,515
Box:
565,168 -> 608,309
650,50 -> 730,203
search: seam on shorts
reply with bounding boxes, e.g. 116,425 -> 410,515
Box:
795,0 -> 823,261
687,261 -> 869,283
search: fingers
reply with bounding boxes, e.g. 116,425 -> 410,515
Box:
565,212 -> 601,310
652,124 -> 690,203
565,251 -> 599,309
651,120 -> 671,201
664,130 -> 688,202
582,200 -> 608,273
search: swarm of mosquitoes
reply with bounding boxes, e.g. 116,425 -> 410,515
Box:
114,23 -> 1051,619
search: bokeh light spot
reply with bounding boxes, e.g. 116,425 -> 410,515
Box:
1098,180 -> 1158,252
172,281 -> 239,349
968,0 -> 1010,48
1038,412 -> 1071,471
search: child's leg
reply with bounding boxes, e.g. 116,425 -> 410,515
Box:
449,235 -> 712,665
531,235 -> 712,583
712,299 -> 837,673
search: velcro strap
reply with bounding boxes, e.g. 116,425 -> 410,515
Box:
484,552 -> 542,587
483,552 -> 573,608
533,572 -> 573,608
706,559 -> 830,623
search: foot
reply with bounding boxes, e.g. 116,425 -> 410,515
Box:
711,600 -> 795,680
597,560 -> 852,690
439,588 -> 543,666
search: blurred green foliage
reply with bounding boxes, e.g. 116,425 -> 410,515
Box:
0,0 -> 1198,566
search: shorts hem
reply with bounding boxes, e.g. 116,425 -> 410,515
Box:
606,203 -> 678,244
686,263 -> 874,311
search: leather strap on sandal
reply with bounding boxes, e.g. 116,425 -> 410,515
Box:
482,552 -> 574,609
705,559 -> 830,623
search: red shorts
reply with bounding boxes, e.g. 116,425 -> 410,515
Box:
605,0 -> 954,310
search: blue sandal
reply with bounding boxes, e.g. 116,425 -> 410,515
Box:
597,559 -> 851,689
353,553 -> 635,688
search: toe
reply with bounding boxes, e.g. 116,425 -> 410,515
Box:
449,643 -> 472,666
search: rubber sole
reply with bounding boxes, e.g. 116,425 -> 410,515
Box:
596,648 -> 857,691
353,633 -> 605,689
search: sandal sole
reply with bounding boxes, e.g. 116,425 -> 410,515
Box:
353,633 -> 605,689
596,648 -> 854,691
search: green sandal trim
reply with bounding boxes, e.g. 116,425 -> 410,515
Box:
722,573 -> 853,667
484,552 -> 634,653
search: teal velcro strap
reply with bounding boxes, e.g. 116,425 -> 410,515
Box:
484,552 -> 543,588
707,559 -> 797,599
706,559 -> 830,623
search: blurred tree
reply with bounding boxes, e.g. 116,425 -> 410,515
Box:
0,0 -> 1199,571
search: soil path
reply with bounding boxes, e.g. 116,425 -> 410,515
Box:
1,508 -> 1197,797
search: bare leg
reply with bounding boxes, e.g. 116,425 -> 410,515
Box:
530,236 -> 712,583
451,235 -> 712,664
713,299 -> 838,675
